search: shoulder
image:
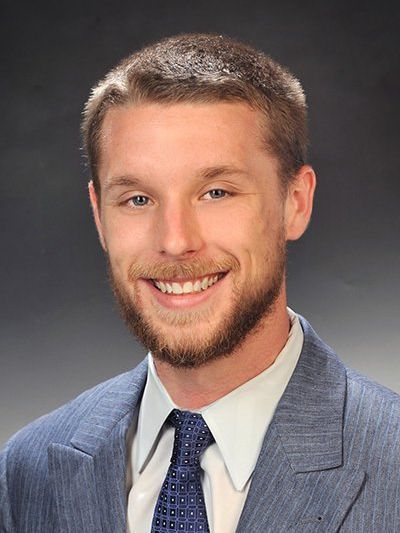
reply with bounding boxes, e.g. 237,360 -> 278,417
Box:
346,365 -> 400,406
345,364 -> 400,420
343,364 -> 400,465
344,364 -> 400,429
299,314 -> 400,415
0,359 -> 147,462
299,314 -> 400,460
0,360 -> 147,530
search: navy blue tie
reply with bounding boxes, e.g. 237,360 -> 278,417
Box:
151,409 -> 214,532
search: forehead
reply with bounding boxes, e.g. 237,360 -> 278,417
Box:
98,101 -> 274,184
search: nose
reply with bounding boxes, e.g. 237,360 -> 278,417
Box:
155,200 -> 204,259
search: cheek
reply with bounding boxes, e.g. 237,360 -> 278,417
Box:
201,199 -> 276,252
198,207 -> 248,253
102,212 -> 149,269
236,208 -> 282,277
200,204 -> 271,266
253,202 -> 285,253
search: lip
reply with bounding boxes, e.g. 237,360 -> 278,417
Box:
141,272 -> 229,310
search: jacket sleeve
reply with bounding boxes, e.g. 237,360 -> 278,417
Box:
0,443 -> 15,533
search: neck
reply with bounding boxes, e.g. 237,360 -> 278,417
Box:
153,290 -> 290,410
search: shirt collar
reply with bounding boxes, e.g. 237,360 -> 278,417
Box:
135,355 -> 175,475
135,308 -> 304,491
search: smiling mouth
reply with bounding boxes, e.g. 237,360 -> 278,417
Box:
149,272 -> 227,295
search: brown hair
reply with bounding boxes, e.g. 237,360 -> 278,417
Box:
82,33 -> 308,193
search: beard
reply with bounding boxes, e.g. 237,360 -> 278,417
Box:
108,233 -> 286,369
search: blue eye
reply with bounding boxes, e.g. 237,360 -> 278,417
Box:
129,195 -> 150,207
206,189 -> 228,200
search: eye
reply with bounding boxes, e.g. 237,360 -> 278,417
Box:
203,189 -> 230,200
127,195 -> 151,207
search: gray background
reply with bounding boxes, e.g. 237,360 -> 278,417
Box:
1,1 -> 399,447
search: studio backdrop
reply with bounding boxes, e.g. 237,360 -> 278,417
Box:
1,0 -> 399,446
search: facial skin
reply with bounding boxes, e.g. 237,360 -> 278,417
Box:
89,101 -> 315,406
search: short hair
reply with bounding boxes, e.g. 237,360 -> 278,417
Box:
82,33 -> 308,193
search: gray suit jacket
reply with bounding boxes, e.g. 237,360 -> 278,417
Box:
1,316 -> 400,532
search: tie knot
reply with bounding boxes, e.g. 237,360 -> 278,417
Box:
168,409 -> 214,466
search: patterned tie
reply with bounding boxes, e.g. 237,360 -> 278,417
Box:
151,409 -> 214,532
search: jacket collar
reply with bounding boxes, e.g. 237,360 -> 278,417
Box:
69,359 -> 148,456
236,316 -> 365,532
48,316 -> 364,532
48,359 -> 148,532
60,315 -> 345,466
272,315 -> 346,472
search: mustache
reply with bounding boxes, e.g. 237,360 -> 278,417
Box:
127,256 -> 240,281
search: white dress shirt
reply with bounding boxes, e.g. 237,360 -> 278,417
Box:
126,308 -> 303,533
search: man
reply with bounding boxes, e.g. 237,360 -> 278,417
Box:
1,33 -> 399,533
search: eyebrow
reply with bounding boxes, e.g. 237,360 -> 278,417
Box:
197,165 -> 249,182
104,176 -> 141,194
103,165 -> 249,193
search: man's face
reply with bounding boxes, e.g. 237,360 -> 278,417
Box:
91,101 -> 291,368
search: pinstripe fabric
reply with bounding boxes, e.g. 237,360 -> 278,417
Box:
1,360 -> 148,533
1,318 -> 400,532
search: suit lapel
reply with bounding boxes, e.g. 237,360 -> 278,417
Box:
48,359 -> 147,532
237,317 -> 365,532
47,318 -> 366,531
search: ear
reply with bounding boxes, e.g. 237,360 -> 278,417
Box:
88,180 -> 107,251
284,165 -> 316,241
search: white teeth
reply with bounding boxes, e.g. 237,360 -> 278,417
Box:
183,281 -> 193,293
208,275 -> 218,287
153,274 -> 223,295
193,280 -> 202,292
171,282 -> 183,294
201,277 -> 209,290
